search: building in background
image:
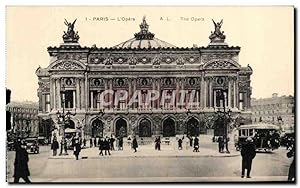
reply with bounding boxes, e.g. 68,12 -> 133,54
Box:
36,17 -> 253,142
251,93 -> 294,132
6,101 -> 40,138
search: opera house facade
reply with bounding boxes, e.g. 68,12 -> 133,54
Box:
36,17 -> 253,141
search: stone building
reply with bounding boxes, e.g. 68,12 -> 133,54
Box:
6,101 -> 39,138
36,17 -> 253,141
251,93 -> 294,132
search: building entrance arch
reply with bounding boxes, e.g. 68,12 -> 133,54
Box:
186,117 -> 200,137
139,118 -> 152,137
91,119 -> 104,138
115,118 -> 127,137
162,117 -> 176,137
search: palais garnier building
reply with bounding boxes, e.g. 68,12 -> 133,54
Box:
36,17 -> 253,141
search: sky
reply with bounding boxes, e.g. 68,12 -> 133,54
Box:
6,6 -> 294,102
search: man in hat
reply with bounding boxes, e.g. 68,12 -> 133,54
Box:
13,140 -> 31,183
241,137 -> 256,178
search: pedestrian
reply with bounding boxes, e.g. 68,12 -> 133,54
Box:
155,136 -> 161,151
287,142 -> 295,181
132,136 -> 138,152
218,136 -> 224,153
13,140 -> 31,183
223,135 -> 230,153
241,137 -> 256,178
178,138 -> 183,150
189,136 -> 193,147
73,139 -> 81,160
110,136 -> 115,151
90,137 -> 93,148
99,137 -> 104,156
115,136 -> 119,151
119,136 -> 123,151
193,137 -> 199,152
83,138 -> 86,148
51,137 -> 59,156
93,137 -> 96,147
104,137 -> 111,155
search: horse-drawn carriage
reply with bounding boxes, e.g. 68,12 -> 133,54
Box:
235,123 -> 280,152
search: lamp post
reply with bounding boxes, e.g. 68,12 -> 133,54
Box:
56,87 -> 76,155
214,89 -> 232,152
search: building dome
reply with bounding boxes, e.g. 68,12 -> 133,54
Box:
113,16 -> 176,49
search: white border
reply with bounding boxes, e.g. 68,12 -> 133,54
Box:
1,1 -> 299,188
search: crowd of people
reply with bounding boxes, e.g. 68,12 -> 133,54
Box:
177,136 -> 200,152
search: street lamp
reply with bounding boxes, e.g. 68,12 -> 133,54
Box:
214,89 -> 232,152
56,87 -> 76,155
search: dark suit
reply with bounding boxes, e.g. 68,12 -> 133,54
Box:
241,141 -> 256,177
132,138 -> 138,152
13,146 -> 31,183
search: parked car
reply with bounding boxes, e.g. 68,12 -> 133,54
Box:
25,137 -> 39,154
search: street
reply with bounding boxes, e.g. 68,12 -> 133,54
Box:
6,140 -> 293,183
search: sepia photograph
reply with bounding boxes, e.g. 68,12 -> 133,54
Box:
5,6 -> 295,183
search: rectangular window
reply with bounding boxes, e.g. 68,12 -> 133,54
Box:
45,94 -> 50,112
63,90 -> 74,109
239,92 -> 244,110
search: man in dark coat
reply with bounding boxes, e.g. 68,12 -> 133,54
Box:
218,136 -> 224,153
287,142 -> 295,181
178,138 -> 183,150
73,139 -> 81,160
241,137 -> 256,178
90,137 -> 93,148
155,136 -> 161,150
110,136 -> 115,151
13,140 -> 31,183
99,138 -> 104,156
189,136 -> 193,147
104,137 -> 111,155
193,137 -> 199,152
51,137 -> 59,156
223,135 -> 230,153
119,137 -> 123,151
132,136 -> 138,152
94,137 -> 97,147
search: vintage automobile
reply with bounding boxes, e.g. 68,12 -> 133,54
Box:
235,123 -> 280,152
25,137 -> 40,154
280,130 -> 295,149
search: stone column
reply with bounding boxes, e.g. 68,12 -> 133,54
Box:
84,74 -> 88,110
42,94 -> 45,112
73,90 -> 76,109
96,90 -> 100,109
200,76 -> 204,108
57,79 -> 61,109
204,78 -> 207,108
156,79 -> 160,109
133,78 -> 137,109
180,78 -> 184,109
209,78 -> 213,108
80,79 -> 85,110
236,79 -> 240,109
176,78 -> 180,108
76,78 -> 80,109
233,78 -> 237,108
152,79 -> 156,109
52,78 -> 56,110
228,78 -> 232,108
128,78 -> 132,109
104,79 -> 108,109
213,90 -> 217,108
109,79 -> 113,109
50,78 -> 53,111
90,91 -> 94,110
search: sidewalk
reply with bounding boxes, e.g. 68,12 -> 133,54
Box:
49,144 -> 240,159
7,176 -> 289,183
